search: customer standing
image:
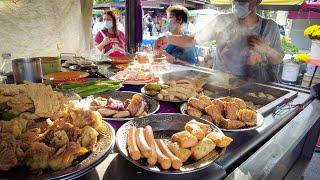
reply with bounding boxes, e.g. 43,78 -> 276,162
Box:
95,11 -> 125,54
160,5 -> 197,65
92,14 -> 104,37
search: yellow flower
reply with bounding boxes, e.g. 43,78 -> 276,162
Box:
295,54 -> 310,63
304,25 -> 320,38
311,29 -> 320,38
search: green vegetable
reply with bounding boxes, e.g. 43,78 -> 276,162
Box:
60,80 -> 122,96
0,110 -> 16,121
79,85 -> 120,97
144,84 -> 162,91
145,90 -> 159,96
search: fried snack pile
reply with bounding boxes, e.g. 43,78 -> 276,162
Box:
90,94 -> 148,118
0,83 -> 74,119
127,120 -> 232,171
0,100 -> 106,172
187,96 -> 258,130
144,79 -> 205,101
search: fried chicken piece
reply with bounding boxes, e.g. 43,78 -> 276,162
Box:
187,105 -> 203,118
48,142 -> 88,171
0,133 -> 19,170
188,97 -> 207,111
206,131 -> 233,148
201,115 -> 213,122
211,99 -> 225,115
171,130 -> 198,148
191,137 -> 216,160
25,142 -> 54,170
126,94 -> 144,117
232,98 -> 247,110
237,109 -> 258,126
50,130 -> 69,149
198,95 -> 212,106
224,102 -> 239,120
44,119 -> 81,143
205,104 -> 224,126
218,97 -> 233,102
0,117 -> 28,137
19,128 -> 41,143
78,125 -> 99,151
168,142 -> 191,163
219,119 -> 246,129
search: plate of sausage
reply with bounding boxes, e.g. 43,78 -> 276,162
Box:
116,113 -> 233,174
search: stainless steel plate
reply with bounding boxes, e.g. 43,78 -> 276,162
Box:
180,103 -> 264,132
116,113 -> 226,174
94,91 -> 160,121
140,87 -> 186,103
0,121 -> 115,180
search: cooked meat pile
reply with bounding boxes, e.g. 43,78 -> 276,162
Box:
187,96 -> 258,129
156,79 -> 206,101
0,83 -> 75,119
90,94 -> 148,118
0,100 -> 106,172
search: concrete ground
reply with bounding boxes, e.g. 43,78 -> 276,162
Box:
302,150 -> 320,180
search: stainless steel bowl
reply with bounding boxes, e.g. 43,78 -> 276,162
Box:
12,57 -> 43,84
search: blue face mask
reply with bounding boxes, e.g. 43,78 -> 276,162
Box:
104,20 -> 113,29
232,1 -> 252,19
166,19 -> 177,33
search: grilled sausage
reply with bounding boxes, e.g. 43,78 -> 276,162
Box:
135,128 -> 152,158
127,127 -> 141,160
155,139 -> 182,170
144,126 -> 157,166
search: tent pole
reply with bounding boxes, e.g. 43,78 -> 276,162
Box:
125,0 -> 137,54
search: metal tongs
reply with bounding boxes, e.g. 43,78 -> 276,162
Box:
272,92 -> 303,117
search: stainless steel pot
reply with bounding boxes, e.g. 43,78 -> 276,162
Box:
12,57 -> 43,84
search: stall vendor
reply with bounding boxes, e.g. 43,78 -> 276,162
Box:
160,5 -> 198,65
95,11 -> 125,54
156,0 -> 284,81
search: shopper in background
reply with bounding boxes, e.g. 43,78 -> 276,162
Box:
92,14 -> 104,37
146,17 -> 154,36
95,11 -> 125,54
160,5 -> 197,65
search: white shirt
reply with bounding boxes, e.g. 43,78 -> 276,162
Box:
92,21 -> 105,36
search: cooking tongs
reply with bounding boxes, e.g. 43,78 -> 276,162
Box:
272,92 -> 303,117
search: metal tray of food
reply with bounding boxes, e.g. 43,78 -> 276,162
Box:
0,121 -> 115,180
116,113 -> 227,174
93,91 -> 160,121
159,70 -> 249,89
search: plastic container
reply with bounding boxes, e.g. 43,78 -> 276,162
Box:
39,57 -> 61,75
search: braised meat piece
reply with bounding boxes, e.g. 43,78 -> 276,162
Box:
188,97 -> 207,111
220,119 -> 246,129
0,133 -> 19,171
126,94 -> 144,117
237,109 -> 258,126
200,115 -> 213,122
205,104 -> 223,126
224,102 -> 239,120
187,106 -> 203,118
211,99 -> 225,115
232,98 -> 247,110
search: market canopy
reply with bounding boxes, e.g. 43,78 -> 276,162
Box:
210,0 -> 305,10
210,0 -> 304,5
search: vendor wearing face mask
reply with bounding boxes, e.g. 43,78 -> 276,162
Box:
95,11 -> 125,54
156,0 -> 284,82
160,5 -> 198,65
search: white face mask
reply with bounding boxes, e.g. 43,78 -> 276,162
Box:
104,20 -> 113,29
232,1 -> 252,19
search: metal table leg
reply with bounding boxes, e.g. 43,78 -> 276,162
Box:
309,66 -> 318,87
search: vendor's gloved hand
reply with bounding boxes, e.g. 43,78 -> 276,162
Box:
155,36 -> 168,50
248,35 -> 269,54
